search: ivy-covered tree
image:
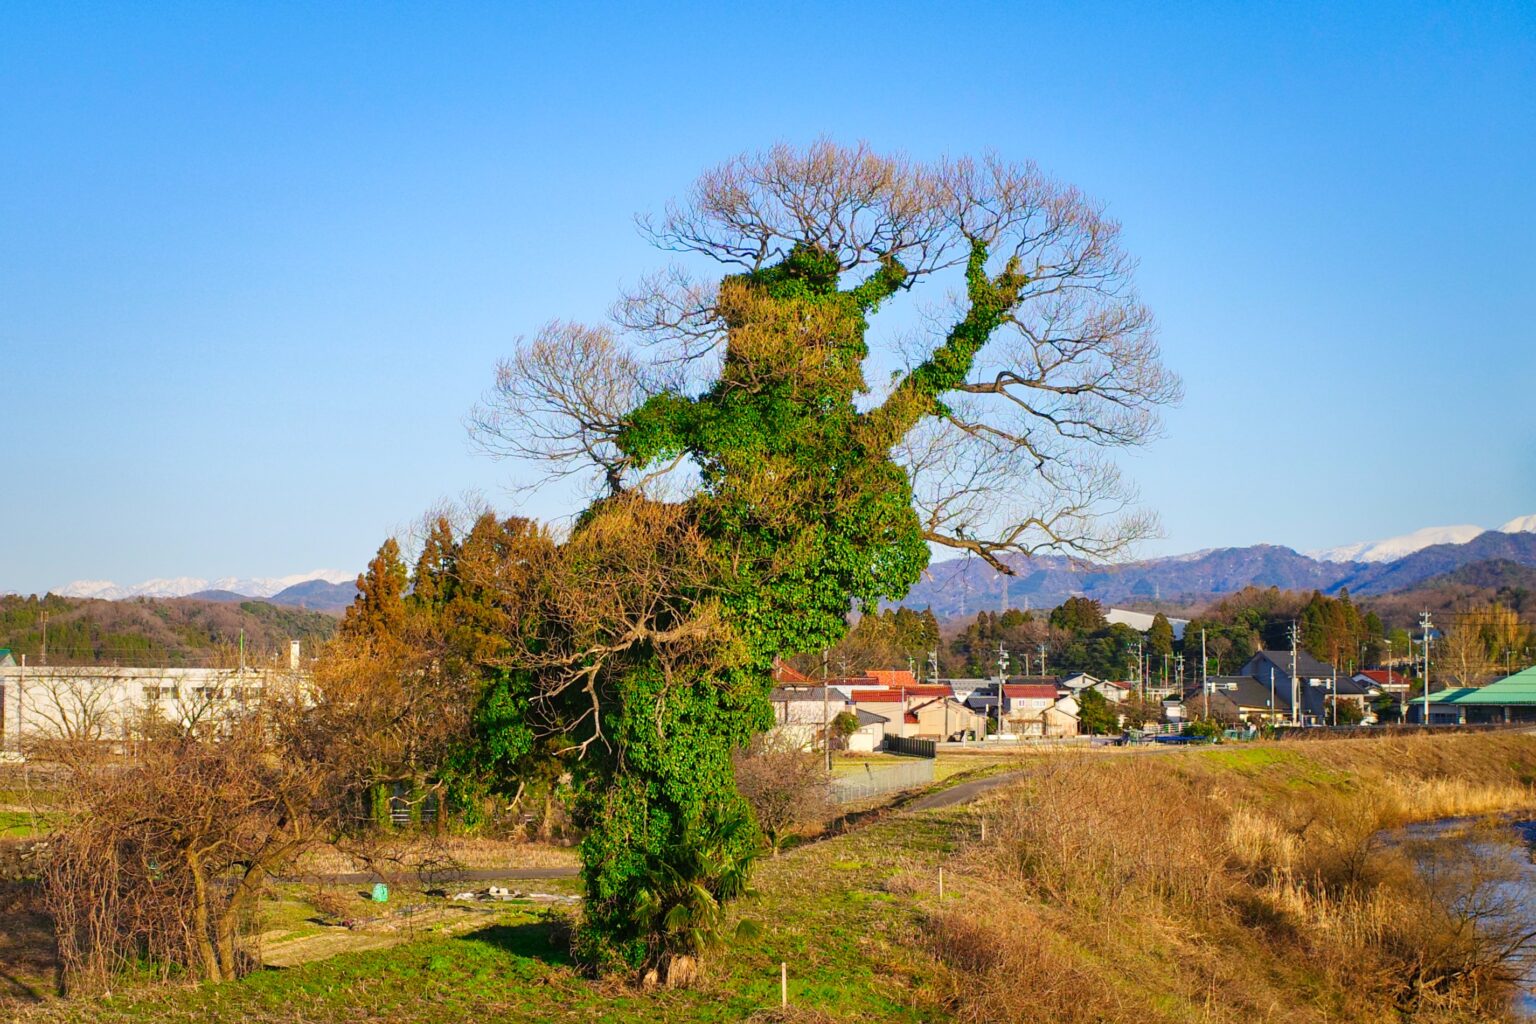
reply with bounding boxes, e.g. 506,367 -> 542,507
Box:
470,142 -> 1178,980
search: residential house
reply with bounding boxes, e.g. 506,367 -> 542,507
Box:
906,696 -> 987,741
767,684 -> 848,749
1183,675 -> 1291,724
1239,650 -> 1338,725
1059,673 -> 1132,703
1353,669 -> 1410,694
1042,693 -> 1080,738
964,675 -> 1058,718
849,684 -> 956,740
847,708 -> 890,752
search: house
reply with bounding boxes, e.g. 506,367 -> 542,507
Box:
906,697 -> 987,741
1353,669 -> 1410,694
1000,683 -> 1060,735
940,677 -> 992,703
1184,675 -> 1291,723
1058,673 -> 1131,703
1323,674 -> 1379,723
847,708 -> 889,752
1418,667 -> 1536,725
1239,651 -> 1337,725
964,676 -> 1058,717
1042,694 -> 1080,738
767,685 -> 849,749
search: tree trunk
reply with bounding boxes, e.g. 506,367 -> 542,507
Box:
185,852 -> 222,982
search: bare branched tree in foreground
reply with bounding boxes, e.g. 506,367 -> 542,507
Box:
469,141 -> 1178,979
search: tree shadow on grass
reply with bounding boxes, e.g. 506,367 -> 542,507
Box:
457,921 -> 574,967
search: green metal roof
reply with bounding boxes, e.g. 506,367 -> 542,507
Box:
1428,687 -> 1478,703
1430,666 -> 1536,706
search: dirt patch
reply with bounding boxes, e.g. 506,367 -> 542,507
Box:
0,880 -> 56,1003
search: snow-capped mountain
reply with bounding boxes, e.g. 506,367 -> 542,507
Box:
1308,515 -> 1536,565
57,570 -> 355,601
1498,514 -> 1536,534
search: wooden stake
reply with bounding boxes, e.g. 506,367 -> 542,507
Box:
938,865 -> 944,900
980,817 -> 987,843
780,961 -> 787,1007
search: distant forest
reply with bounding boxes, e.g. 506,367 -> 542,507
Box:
0,594 -> 339,667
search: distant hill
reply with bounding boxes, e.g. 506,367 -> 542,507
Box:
268,579 -> 358,612
902,532 -> 1536,621
1332,532 -> 1536,595
904,545 -> 1355,619
185,589 -> 249,603
0,594 -> 338,667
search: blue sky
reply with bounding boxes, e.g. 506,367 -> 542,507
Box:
3,2 -> 1534,595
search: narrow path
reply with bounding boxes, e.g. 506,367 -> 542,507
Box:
903,769 -> 1028,812
284,865 -> 580,885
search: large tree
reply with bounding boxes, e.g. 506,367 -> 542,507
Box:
471,142 -> 1178,978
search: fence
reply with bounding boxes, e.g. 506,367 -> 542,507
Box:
883,735 -> 936,758
830,758 -> 935,803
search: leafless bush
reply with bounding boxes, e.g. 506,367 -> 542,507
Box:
40,713 -> 326,992
732,735 -> 832,856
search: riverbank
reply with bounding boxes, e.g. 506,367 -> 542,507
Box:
10,732 -> 1536,1023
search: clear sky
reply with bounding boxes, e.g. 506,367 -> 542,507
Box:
3,2 -> 1534,596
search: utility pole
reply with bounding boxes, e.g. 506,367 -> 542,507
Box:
822,649 -> 830,771
1420,610 -> 1433,726
1288,622 -> 1300,726
1175,653 -> 1185,696
39,611 -> 47,667
1269,665 -> 1276,727
1330,662 -> 1337,727
1037,643 -> 1047,678
1191,629 -> 1204,709
995,643 -> 1010,735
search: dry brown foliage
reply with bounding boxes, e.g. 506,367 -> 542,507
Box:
731,735 -> 832,855
927,736 -> 1536,1023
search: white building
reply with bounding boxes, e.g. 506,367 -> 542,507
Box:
0,662 -> 306,755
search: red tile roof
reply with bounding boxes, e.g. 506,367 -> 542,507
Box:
868,669 -> 918,687
1356,669 -> 1407,687
1003,684 -> 1059,700
773,660 -> 811,684
850,689 -> 908,703
849,685 -> 952,701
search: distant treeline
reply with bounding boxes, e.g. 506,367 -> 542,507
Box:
0,594 -> 339,667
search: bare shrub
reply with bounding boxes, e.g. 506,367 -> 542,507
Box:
732,734 -> 832,856
41,714 -> 326,992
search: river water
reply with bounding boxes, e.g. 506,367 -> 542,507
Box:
1397,818 -> 1536,1018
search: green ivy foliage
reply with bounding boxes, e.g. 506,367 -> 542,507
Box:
543,239 -> 1029,973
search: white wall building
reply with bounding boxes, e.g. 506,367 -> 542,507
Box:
0,663 -> 306,755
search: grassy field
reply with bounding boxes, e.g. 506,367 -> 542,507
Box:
10,732 -> 1536,1023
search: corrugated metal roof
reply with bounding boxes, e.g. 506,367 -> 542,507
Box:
1430,666 -> 1536,705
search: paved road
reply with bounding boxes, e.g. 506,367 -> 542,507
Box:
903,770 -> 1029,812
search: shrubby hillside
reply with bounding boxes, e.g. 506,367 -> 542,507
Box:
0,594 -> 338,666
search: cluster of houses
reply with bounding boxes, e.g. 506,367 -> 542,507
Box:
769,663 -> 1102,747
768,647 -> 1477,752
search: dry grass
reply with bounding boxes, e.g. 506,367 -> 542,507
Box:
924,733 -> 1536,1024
